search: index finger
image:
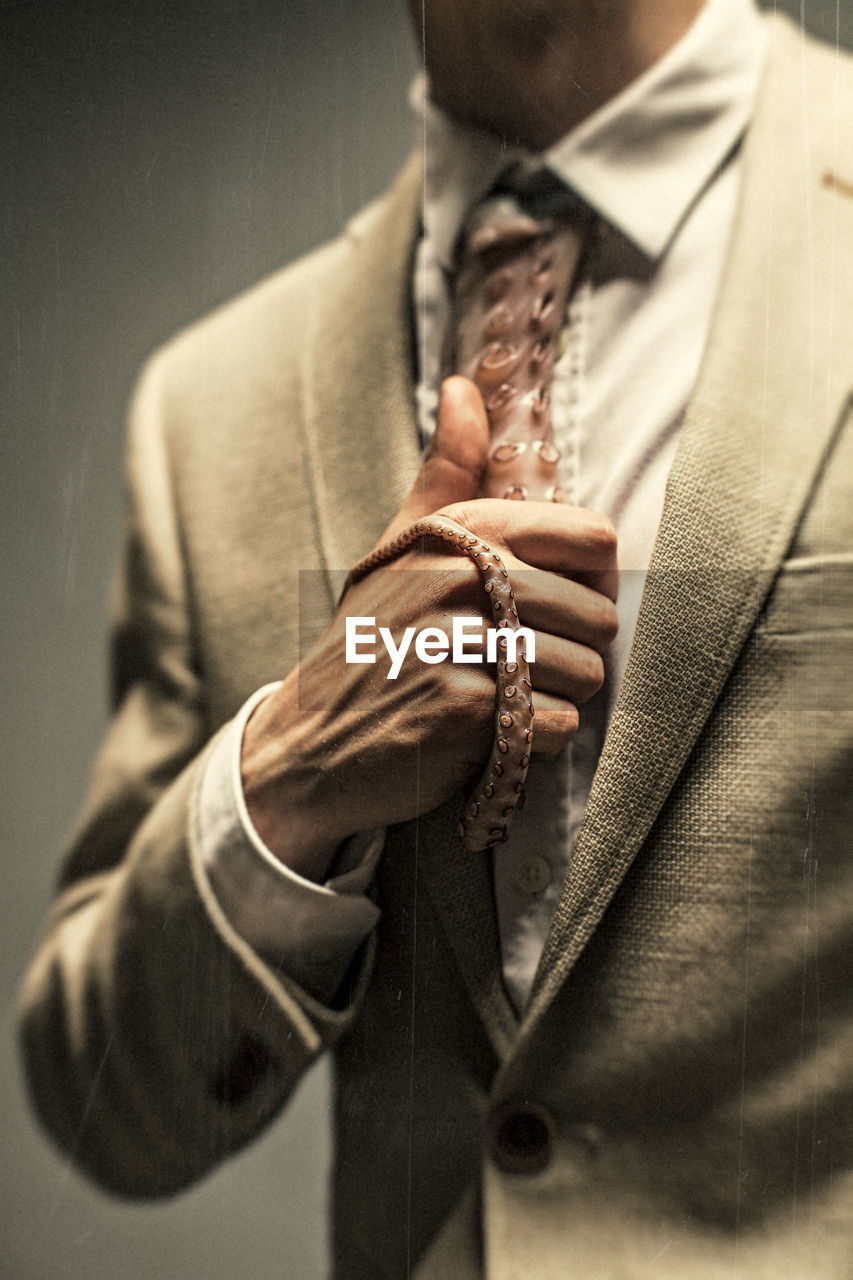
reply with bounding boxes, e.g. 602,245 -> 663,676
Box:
443,498 -> 619,598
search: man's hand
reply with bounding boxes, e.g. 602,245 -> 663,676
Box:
241,377 -> 618,881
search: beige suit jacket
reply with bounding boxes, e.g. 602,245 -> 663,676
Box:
19,15 -> 853,1278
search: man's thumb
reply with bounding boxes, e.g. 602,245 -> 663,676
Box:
391,376 -> 489,532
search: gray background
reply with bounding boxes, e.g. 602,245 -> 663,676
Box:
2,2 -> 850,1276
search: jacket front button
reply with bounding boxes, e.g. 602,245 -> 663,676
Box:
490,1101 -> 555,1174
515,854 -> 551,894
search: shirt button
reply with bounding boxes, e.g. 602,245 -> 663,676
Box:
491,1102 -> 555,1175
515,854 -> 552,895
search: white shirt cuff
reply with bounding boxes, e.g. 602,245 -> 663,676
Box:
197,683 -> 382,1003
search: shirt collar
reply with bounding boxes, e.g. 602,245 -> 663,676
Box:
411,0 -> 766,267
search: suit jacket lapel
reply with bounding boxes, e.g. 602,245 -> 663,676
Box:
523,15 -> 853,1033
301,152 -> 423,590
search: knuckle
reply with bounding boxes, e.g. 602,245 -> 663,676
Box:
535,699 -> 579,754
587,650 -> 606,691
436,500 -> 476,529
596,599 -> 620,646
586,512 -> 617,557
439,498 -> 507,547
577,649 -> 605,699
551,700 -> 580,742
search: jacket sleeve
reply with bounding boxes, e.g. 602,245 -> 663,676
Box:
17,352 -> 375,1198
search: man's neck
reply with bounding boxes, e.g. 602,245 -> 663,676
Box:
422,0 -> 709,151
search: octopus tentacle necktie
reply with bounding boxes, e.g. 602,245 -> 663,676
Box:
449,173 -> 588,503
346,174 -> 590,852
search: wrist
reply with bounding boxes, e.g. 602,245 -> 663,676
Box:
240,677 -> 351,883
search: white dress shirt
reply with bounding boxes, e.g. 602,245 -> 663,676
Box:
199,0 -> 766,1013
